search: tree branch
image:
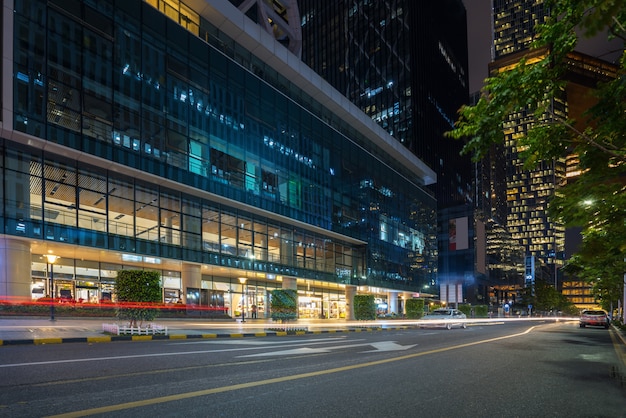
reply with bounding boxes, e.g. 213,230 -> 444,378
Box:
546,108 -> 626,162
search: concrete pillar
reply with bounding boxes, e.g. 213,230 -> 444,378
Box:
281,276 -> 297,290
0,238 -> 31,299
180,263 -> 201,303
388,291 -> 399,315
345,285 -> 356,320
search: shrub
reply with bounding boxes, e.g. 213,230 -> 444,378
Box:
458,304 -> 472,316
270,289 -> 298,322
115,270 -> 162,327
406,298 -> 425,319
354,294 -> 376,320
472,305 -> 489,318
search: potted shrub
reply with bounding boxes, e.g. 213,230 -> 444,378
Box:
270,289 -> 298,323
115,270 -> 162,327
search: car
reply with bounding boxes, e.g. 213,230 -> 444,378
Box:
420,308 -> 467,329
579,309 -> 610,329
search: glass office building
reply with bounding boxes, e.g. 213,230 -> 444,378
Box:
297,1 -> 474,304
488,1 -> 619,308
490,1 -> 561,281
0,0 -> 436,319
492,0 -> 549,59
298,0 -> 471,208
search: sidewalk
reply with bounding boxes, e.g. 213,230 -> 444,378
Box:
0,316 -> 382,346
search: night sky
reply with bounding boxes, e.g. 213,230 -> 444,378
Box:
463,0 -> 492,93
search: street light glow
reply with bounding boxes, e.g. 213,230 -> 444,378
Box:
45,253 -> 59,322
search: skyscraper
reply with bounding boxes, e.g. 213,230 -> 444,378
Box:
488,0 -> 565,289
1,0 -> 437,318
486,0 -> 619,308
298,0 -> 472,208
296,0 -> 476,303
492,0 -> 549,59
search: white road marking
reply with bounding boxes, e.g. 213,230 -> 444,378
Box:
362,341 -> 417,352
240,341 -> 416,357
172,337 -> 347,346
0,338 -> 363,368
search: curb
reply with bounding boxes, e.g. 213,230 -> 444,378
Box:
0,327 -> 395,346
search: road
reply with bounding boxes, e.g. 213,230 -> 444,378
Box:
1,320 -> 624,417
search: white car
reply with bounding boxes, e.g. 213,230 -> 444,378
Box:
421,308 -> 467,329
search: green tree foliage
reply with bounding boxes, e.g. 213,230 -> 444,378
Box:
520,278 -> 578,316
447,0 -> 626,308
565,228 -> 624,312
471,305 -> 489,318
405,298 -> 425,319
353,294 -> 376,320
270,289 -> 298,322
115,270 -> 162,327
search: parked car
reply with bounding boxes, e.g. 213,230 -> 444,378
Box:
421,308 -> 467,329
579,309 -> 610,329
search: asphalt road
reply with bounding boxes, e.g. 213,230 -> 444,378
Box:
1,321 -> 624,417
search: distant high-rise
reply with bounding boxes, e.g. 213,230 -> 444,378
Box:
488,1 -> 619,307
490,48 -> 567,276
492,0 -> 549,59
298,0 -> 472,209
488,0 -> 565,284
295,0 -> 476,303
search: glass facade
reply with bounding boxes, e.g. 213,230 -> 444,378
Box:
298,0 -> 472,208
490,2 -> 563,271
2,0 -> 437,312
488,1 -> 619,309
492,0 -> 548,59
297,0 -> 473,301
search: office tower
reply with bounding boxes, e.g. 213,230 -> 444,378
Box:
489,1 -> 619,308
489,0 -> 564,291
299,0 -> 472,208
227,0 -> 302,57
492,0 -> 549,59
1,0 -> 437,319
297,0 -> 476,303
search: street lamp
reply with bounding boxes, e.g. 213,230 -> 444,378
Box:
45,254 -> 59,321
238,277 -> 247,322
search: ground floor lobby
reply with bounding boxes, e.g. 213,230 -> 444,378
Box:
0,237 -> 419,320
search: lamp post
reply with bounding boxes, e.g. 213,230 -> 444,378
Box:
45,254 -> 59,321
238,277 -> 247,322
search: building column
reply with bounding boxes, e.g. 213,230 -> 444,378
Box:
0,238 -> 31,298
345,285 -> 356,320
281,276 -> 297,290
181,263 -> 201,303
388,291 -> 399,315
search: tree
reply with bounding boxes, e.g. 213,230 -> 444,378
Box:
447,0 -> 626,314
115,270 -> 162,327
565,228 -> 625,313
520,278 -> 577,316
